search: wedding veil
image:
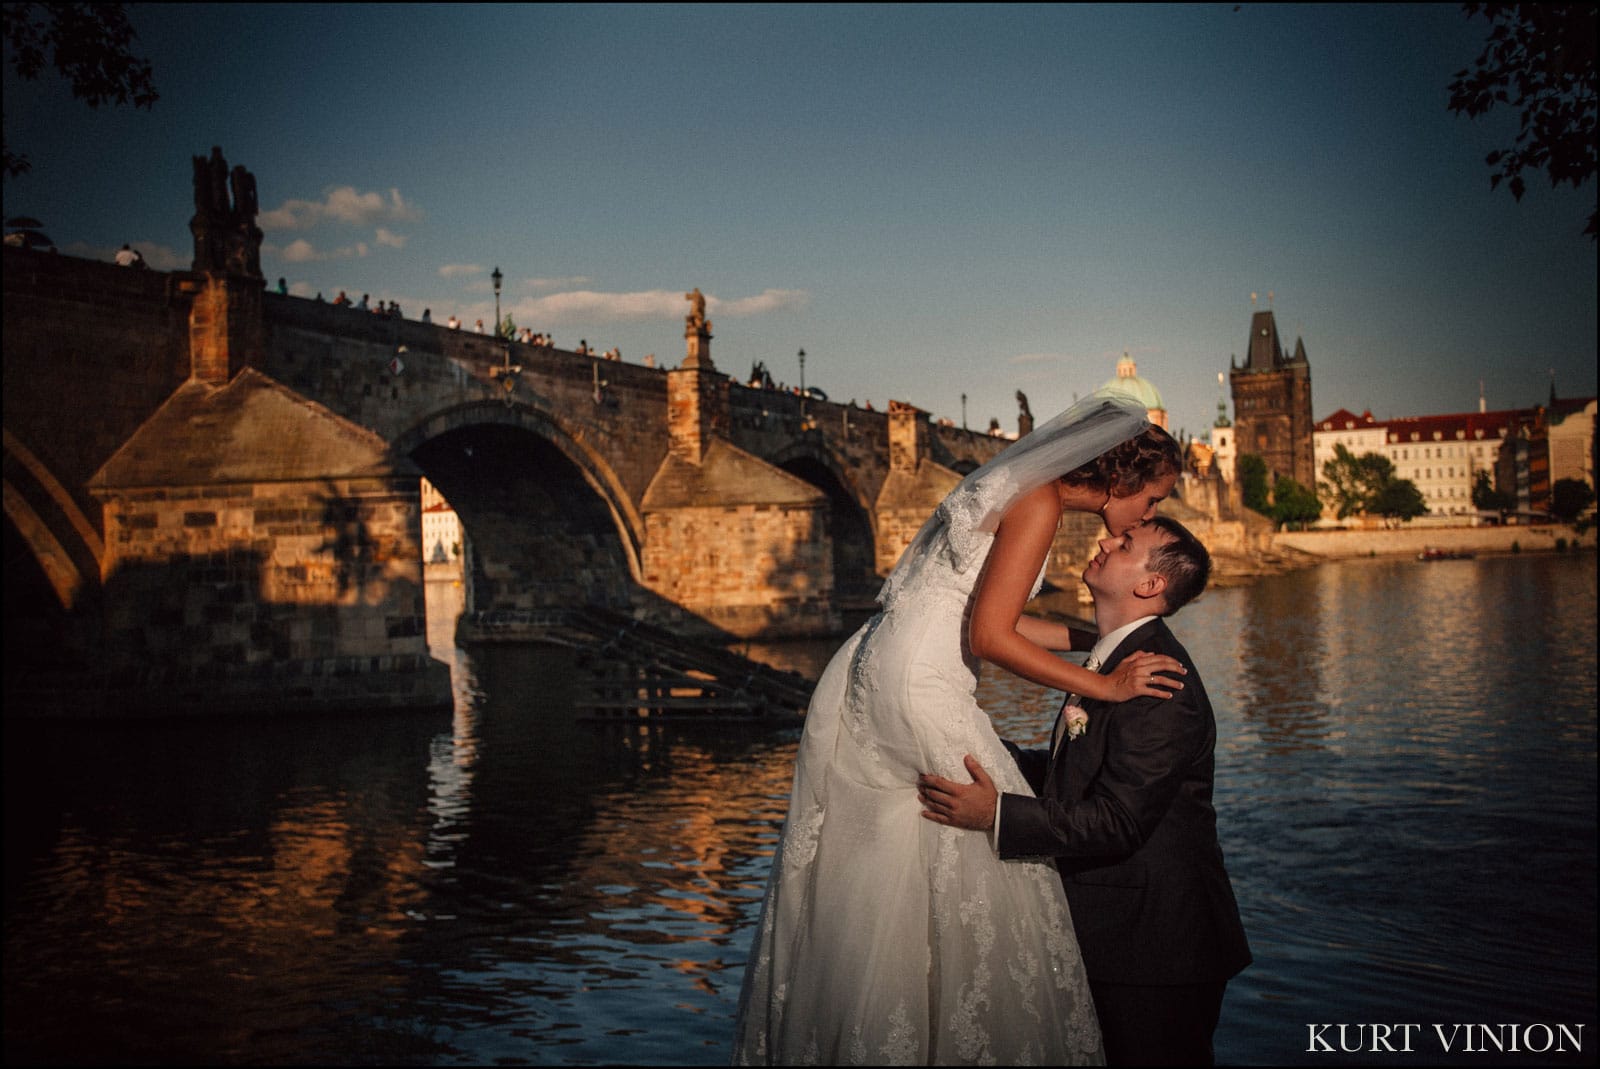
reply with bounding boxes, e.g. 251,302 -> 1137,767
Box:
877,389 -> 1150,608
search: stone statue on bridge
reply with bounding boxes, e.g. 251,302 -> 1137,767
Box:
684,287 -> 711,335
190,146 -> 263,279
1016,389 -> 1034,437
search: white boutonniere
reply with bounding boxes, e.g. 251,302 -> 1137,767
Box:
1065,705 -> 1089,740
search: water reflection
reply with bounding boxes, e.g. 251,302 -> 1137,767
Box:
1190,554 -> 1596,1067
3,556 -> 1594,1066
1226,565 -> 1338,757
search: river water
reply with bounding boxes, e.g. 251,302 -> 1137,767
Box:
4,552 -> 1595,1066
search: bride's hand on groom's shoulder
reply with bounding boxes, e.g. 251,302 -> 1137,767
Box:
1107,651 -> 1185,703
917,755 -> 997,831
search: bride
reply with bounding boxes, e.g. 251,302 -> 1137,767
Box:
732,390 -> 1185,1066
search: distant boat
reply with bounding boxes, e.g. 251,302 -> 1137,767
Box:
1418,547 -> 1475,561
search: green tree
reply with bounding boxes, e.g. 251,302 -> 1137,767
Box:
1270,476 -> 1323,530
1448,3 -> 1599,239
1471,469 -> 1516,517
1550,476 -> 1596,521
1274,476 -> 1322,525
1238,454 -> 1270,513
1372,478 -> 1429,524
3,3 -> 159,178
1319,445 -> 1395,520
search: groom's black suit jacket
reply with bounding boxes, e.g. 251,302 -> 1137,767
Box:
997,618 -> 1251,987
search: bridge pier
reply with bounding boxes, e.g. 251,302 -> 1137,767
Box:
640,324 -> 842,637
873,401 -> 963,575
82,369 -> 452,716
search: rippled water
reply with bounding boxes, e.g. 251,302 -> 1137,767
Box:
4,553 -> 1595,1065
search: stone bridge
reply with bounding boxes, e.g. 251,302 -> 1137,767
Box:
4,240 -> 1048,714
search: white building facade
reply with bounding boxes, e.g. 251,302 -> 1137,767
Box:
1312,407 -> 1519,525
420,478 -> 464,567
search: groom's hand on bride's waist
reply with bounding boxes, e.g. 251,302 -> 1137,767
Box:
918,754 -> 997,831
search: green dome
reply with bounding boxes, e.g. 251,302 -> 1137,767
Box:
1102,352 -> 1165,411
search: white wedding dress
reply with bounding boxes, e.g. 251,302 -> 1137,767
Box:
732,394 -> 1145,1066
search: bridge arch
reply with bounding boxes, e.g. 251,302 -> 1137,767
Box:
392,399 -> 644,578
768,439 -> 880,602
393,400 -> 646,619
3,428 -> 106,611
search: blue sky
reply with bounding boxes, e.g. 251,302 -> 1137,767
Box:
5,3 -> 1594,441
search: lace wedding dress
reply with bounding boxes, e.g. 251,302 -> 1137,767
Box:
732,393 -> 1145,1066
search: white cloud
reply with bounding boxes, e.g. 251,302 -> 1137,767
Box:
269,238 -> 371,263
523,289 -> 684,320
711,288 -> 811,316
439,263 -> 485,278
1008,352 -> 1068,366
375,227 -> 407,249
279,238 -> 322,263
527,275 -> 593,291
259,186 -> 421,231
510,287 -> 812,324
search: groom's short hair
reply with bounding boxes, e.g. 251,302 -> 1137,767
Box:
1146,516 -> 1211,615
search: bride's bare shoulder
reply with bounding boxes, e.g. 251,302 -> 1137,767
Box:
997,482 -> 1062,533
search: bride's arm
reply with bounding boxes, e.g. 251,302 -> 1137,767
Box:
968,484 -> 1179,703
967,485 -> 1092,689
1014,615 -> 1095,652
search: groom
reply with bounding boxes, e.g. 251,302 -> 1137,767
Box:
918,516 -> 1251,1066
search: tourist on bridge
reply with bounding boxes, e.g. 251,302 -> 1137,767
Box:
114,243 -> 144,267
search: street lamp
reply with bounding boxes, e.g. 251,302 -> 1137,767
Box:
491,266 -> 503,339
961,393 -> 967,430
796,348 -> 810,429
487,267 -> 521,402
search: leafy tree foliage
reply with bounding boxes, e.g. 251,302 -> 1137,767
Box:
1550,476 -> 1596,520
1372,478 -> 1428,523
1319,445 -> 1395,519
1471,469 -> 1516,515
3,2 -> 158,178
1320,445 -> 1431,523
1269,476 -> 1323,529
1448,3 -> 1599,239
1237,454 -> 1270,513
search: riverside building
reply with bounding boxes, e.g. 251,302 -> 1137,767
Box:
1311,392 -> 1595,526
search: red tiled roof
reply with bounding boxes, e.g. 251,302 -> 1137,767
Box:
1316,408 -> 1382,431
1382,408 -> 1523,443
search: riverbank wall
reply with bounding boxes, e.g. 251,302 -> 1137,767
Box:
1273,523 -> 1596,559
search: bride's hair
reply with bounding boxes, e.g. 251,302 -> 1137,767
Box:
1059,425 -> 1181,498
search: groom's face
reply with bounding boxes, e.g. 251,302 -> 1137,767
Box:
1084,523 -> 1169,601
